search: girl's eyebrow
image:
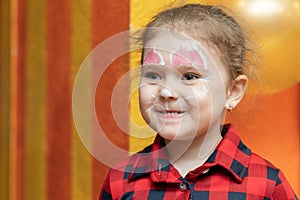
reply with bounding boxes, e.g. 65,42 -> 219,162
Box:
175,65 -> 209,73
142,64 -> 210,76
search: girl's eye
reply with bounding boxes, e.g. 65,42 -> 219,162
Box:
143,72 -> 161,80
182,73 -> 201,80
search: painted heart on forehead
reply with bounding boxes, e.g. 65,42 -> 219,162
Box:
143,47 -> 165,65
171,43 -> 208,69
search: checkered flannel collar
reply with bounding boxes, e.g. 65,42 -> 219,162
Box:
127,124 -> 251,183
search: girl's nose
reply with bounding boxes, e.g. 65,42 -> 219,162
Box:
159,88 -> 178,100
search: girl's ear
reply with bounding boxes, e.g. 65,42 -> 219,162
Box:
225,75 -> 248,111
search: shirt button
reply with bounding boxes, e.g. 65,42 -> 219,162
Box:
179,182 -> 187,191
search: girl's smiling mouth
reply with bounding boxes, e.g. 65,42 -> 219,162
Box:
156,109 -> 186,119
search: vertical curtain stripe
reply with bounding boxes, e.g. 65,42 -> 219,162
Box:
91,0 -> 130,198
25,0 -> 46,199
129,0 -> 168,153
71,0 -> 92,199
46,0 -> 72,199
0,0 -> 2,196
10,0 -> 27,199
0,0 -> 10,199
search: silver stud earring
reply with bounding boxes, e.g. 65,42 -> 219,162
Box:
228,103 -> 233,112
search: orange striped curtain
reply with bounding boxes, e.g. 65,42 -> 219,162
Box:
0,0 -> 299,200
1,0 -> 129,199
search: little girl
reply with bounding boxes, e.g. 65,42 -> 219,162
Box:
100,3 -> 298,200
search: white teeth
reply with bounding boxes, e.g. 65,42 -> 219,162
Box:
158,110 -> 183,115
166,111 -> 181,115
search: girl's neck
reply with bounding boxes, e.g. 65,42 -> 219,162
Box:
165,126 -> 223,178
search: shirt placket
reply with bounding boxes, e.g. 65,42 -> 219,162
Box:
176,179 -> 192,200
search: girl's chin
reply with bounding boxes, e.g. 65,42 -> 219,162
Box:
158,131 -> 197,142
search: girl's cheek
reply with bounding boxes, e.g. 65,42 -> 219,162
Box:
183,82 -> 210,103
196,86 -> 209,102
139,85 -> 158,101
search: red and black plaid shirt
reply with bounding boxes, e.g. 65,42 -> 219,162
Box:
100,124 -> 298,200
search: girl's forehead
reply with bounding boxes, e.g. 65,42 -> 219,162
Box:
143,34 -> 209,70
144,33 -> 201,51
142,32 -> 232,84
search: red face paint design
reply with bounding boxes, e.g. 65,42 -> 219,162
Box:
171,45 -> 207,69
143,48 -> 165,65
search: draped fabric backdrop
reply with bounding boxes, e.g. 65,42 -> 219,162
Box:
0,0 -> 299,199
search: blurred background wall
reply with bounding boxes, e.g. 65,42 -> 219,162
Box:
0,0 -> 299,199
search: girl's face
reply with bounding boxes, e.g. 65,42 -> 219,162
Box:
139,33 -> 232,141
